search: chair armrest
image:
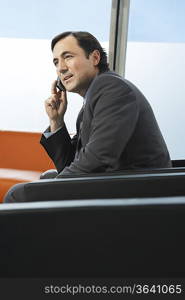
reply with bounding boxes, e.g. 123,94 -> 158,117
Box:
25,170 -> 185,202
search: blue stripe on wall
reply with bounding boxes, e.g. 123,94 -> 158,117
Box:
128,0 -> 185,43
0,0 -> 111,41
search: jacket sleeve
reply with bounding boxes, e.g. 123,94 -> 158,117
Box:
40,124 -> 78,173
57,75 -> 139,176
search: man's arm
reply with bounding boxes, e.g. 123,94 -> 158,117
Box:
40,80 -> 78,173
40,125 -> 78,173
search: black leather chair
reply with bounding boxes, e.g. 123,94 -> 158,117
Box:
1,162 -> 185,297
1,160 -> 185,278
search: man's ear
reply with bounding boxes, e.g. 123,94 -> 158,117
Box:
91,50 -> 101,66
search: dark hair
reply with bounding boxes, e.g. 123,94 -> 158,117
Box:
51,31 -> 109,73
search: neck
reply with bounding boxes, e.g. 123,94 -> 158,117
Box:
80,70 -> 100,97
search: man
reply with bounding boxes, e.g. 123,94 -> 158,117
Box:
4,31 -> 171,202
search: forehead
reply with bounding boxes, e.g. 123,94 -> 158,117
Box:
52,35 -> 83,57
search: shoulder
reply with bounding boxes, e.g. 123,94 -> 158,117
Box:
88,71 -> 133,97
94,71 -> 130,87
85,71 -> 139,113
89,71 -> 150,108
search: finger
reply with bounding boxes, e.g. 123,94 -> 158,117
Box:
51,80 -> 57,95
60,90 -> 68,104
45,96 -> 56,105
45,97 -> 57,109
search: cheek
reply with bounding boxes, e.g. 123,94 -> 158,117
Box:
68,60 -> 79,71
70,59 -> 87,73
71,63 -> 81,73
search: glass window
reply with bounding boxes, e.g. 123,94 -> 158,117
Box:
125,0 -> 185,159
0,0 -> 111,133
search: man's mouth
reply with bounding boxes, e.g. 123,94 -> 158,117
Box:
63,74 -> 73,82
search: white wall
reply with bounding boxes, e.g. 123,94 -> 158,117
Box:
125,42 -> 185,159
0,38 -> 83,134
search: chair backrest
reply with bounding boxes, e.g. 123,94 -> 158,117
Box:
172,159 -> 185,168
1,197 -> 185,277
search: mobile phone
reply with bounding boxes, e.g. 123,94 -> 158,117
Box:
56,77 -> 66,92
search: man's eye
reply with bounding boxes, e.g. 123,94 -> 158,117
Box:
65,55 -> 73,59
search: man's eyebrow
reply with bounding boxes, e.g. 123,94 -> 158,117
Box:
61,51 -> 73,57
53,51 -> 74,61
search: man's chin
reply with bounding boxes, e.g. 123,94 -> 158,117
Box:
65,85 -> 79,94
65,87 -> 75,93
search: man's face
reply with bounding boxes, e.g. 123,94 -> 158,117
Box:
53,35 -> 100,96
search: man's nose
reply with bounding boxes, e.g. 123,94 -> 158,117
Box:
57,60 -> 68,74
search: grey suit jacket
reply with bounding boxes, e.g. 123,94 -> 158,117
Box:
40,71 -> 171,175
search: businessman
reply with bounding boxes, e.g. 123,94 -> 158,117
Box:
4,31 -> 171,202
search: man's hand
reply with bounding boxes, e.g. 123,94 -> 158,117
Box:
45,80 -> 67,132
